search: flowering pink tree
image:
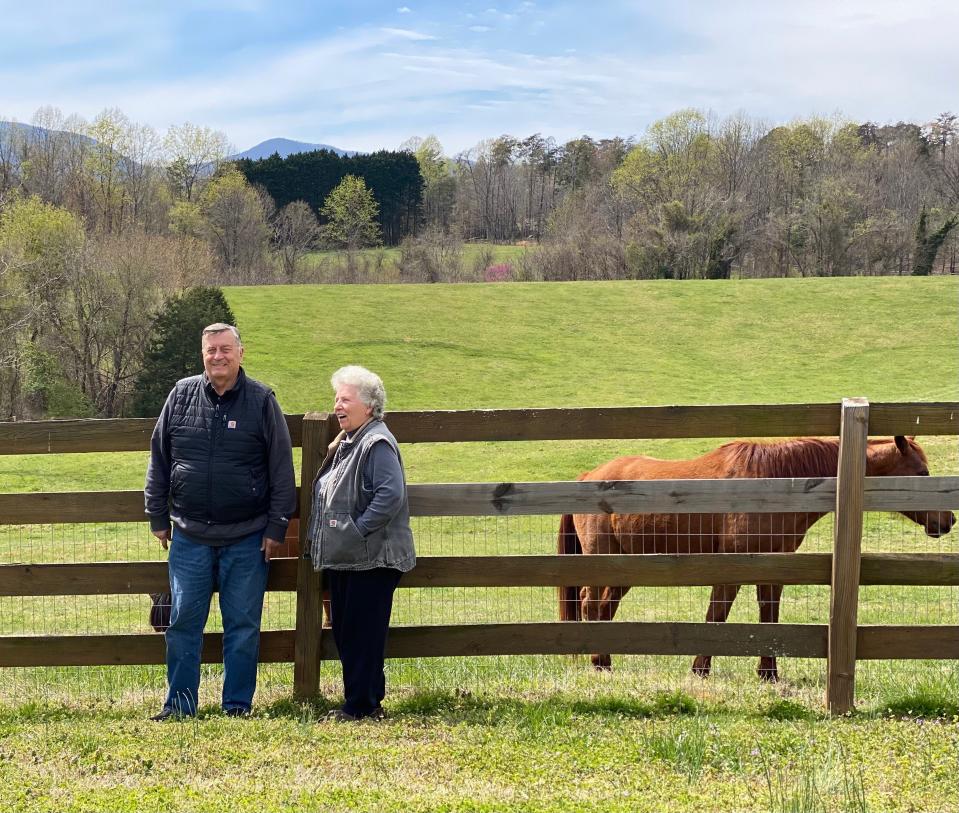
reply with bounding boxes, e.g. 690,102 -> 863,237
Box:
484,263 -> 512,282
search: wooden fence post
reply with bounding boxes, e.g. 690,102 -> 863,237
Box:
827,397 -> 869,714
293,412 -> 333,701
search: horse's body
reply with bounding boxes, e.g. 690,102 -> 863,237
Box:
558,435 -> 954,681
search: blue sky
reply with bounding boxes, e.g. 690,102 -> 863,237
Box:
2,0 -> 957,155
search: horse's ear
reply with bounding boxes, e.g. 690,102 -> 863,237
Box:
894,435 -> 909,455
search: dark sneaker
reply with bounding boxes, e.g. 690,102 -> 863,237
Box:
366,706 -> 387,721
325,708 -> 361,722
150,708 -> 183,722
224,707 -> 251,718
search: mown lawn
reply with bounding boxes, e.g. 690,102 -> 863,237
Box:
1,276 -> 957,811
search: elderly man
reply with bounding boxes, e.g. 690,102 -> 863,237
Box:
145,323 -> 296,719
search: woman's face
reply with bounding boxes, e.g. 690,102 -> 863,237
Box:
334,384 -> 373,433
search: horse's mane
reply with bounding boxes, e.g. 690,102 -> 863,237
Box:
717,438 -> 841,478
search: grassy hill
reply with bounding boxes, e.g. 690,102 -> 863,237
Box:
235,276 -> 957,410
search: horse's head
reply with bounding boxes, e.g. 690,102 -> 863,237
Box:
869,435 -> 956,538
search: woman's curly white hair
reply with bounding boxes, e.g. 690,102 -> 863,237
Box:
330,365 -> 386,420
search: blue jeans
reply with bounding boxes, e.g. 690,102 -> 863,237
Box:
163,528 -> 269,715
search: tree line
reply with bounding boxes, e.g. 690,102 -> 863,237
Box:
403,112 -> 958,280
0,104 -> 956,420
235,149 -> 421,246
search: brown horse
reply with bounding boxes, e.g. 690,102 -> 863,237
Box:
558,435 -> 954,681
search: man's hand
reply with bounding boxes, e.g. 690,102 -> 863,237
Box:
262,537 -> 283,561
152,528 -> 170,551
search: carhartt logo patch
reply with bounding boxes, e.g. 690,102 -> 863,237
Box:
227,420 -> 237,429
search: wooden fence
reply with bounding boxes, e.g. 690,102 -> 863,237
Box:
0,399 -> 957,714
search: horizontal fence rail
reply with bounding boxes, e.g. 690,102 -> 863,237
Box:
0,632 -> 296,667
0,624 -> 829,667
2,553 -> 958,598
3,623 -> 952,668
2,476 -> 956,525
1,402 -> 958,455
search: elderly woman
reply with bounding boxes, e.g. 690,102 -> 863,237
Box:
306,365 -> 415,721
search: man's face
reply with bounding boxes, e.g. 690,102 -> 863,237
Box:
202,330 -> 243,389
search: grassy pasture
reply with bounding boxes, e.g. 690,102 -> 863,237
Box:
1,276 -> 957,811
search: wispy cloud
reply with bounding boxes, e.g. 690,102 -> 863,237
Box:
379,27 -> 436,41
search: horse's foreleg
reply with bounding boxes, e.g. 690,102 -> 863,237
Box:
580,586 -> 611,670
756,583 -> 784,682
580,585 -> 628,671
692,584 -> 742,678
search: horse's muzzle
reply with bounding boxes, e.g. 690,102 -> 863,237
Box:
924,511 -> 956,538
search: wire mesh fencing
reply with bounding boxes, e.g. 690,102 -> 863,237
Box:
4,513 -> 950,711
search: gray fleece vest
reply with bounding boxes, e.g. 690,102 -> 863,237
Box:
309,422 -> 416,572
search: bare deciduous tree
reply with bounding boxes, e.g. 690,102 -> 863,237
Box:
273,200 -> 320,279
164,122 -> 230,202
200,169 -> 272,282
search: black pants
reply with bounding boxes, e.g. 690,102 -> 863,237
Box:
326,567 -> 402,717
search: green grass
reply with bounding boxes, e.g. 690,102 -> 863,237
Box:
2,276 -> 958,810
238,276 -> 957,411
0,687 -> 956,812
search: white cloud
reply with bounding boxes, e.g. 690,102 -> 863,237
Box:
397,6 -> 412,12
379,27 -> 436,41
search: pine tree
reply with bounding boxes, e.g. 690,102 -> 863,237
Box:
133,287 -> 236,417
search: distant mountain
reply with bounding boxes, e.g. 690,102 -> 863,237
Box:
2,125 -> 358,164
232,137 -> 357,161
0,120 -> 95,148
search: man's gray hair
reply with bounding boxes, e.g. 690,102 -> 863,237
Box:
202,323 -> 242,347
331,365 -> 386,420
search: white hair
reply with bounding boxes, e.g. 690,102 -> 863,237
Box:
331,365 -> 386,420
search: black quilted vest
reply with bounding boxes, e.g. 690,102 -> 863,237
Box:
166,368 -> 273,525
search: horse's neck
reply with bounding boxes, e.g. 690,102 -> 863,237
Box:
771,438 -> 901,477
863,442 -> 897,475
759,439 -> 841,478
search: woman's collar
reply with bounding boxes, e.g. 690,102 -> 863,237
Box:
345,417 -> 376,440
